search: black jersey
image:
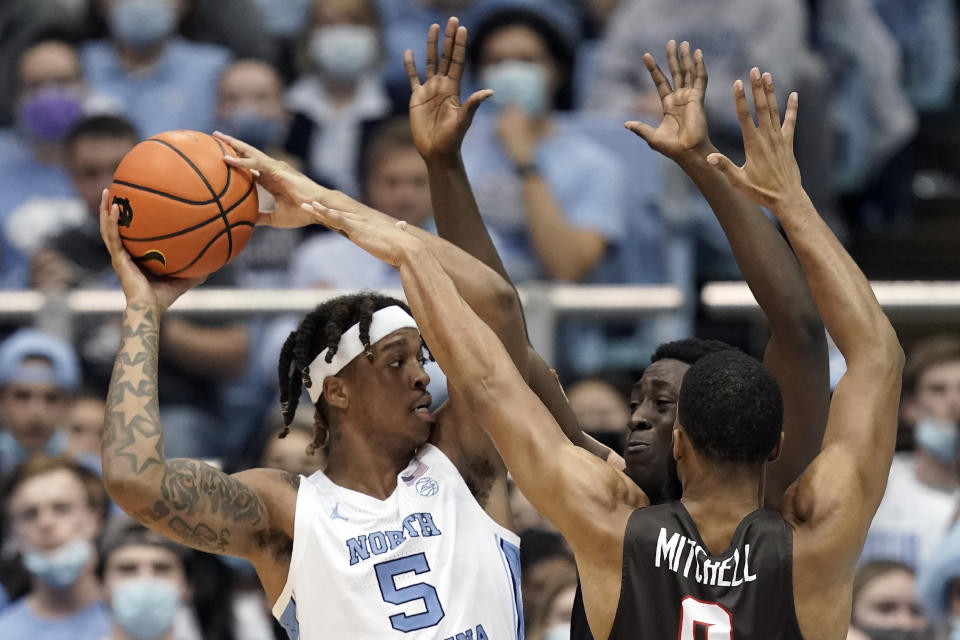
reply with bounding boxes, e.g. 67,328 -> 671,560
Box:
574,502 -> 803,640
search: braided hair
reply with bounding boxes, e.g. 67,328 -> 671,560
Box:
277,292 -> 429,454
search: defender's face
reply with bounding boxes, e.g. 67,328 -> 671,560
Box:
341,328 -> 433,449
623,359 -> 688,496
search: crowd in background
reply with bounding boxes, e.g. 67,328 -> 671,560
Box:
0,0 -> 959,639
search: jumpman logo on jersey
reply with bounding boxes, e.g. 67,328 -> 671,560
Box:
330,503 -> 349,521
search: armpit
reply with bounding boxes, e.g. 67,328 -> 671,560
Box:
462,454 -> 497,507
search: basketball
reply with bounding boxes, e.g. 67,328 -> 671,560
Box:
109,130 -> 259,278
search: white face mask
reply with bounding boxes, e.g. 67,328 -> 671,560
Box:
482,60 -> 550,116
309,25 -> 379,80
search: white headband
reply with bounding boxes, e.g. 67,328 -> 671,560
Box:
305,305 -> 419,403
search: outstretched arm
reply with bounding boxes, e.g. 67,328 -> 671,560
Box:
98,190 -> 295,587
403,18 -> 613,461
305,200 -> 645,640
627,42 -> 829,507
708,71 -> 904,561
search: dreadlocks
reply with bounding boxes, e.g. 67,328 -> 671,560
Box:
277,292 -> 429,454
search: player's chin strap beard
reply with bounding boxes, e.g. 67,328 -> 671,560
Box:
303,306 -> 420,404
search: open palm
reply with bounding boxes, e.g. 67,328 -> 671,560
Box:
406,18 -> 492,161
626,41 -> 712,160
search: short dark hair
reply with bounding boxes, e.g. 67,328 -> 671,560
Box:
651,338 -> 737,366
3,456 -> 108,523
277,292 -> 429,454
99,515 -> 189,565
677,351 -> 782,465
65,115 -> 139,154
466,7 -> 575,111
903,334 -> 960,395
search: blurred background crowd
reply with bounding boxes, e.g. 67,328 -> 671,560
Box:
0,0 -> 959,639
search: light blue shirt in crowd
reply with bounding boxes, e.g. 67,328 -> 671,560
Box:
0,155 -> 76,289
81,38 -> 231,137
461,112 -> 627,284
0,599 -> 110,640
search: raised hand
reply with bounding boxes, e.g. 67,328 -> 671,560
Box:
301,201 -> 425,267
405,17 -> 493,163
98,189 -> 204,312
625,40 -> 711,161
214,131 -> 325,229
706,69 -> 802,210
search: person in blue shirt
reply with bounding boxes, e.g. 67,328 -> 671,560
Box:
82,0 -> 231,137
0,329 -> 80,480
99,516 -> 197,640
0,39 -> 89,289
0,456 -> 111,640
461,7 -> 627,285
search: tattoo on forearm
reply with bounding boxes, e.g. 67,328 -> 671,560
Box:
103,304 -> 164,475
104,305 -> 282,557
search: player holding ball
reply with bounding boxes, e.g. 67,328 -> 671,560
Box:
98,18 -> 581,639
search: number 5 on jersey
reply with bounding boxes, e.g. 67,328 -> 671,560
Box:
375,553 -> 445,631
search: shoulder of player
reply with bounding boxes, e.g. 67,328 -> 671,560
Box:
231,467 -> 301,514
231,468 -> 299,555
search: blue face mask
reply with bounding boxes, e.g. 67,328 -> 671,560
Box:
17,88 -> 84,142
23,538 -> 92,588
108,0 -> 176,49
217,110 -> 287,151
111,577 -> 180,640
309,26 -> 379,80
915,418 -> 959,464
483,61 -> 550,116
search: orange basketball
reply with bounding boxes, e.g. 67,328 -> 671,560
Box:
109,130 -> 259,278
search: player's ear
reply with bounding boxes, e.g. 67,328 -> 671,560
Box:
672,425 -> 684,461
323,377 -> 349,410
767,431 -> 784,463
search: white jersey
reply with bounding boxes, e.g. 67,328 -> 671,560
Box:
272,443 -> 523,640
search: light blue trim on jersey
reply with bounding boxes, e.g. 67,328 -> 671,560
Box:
278,596 -> 300,639
497,535 -> 524,640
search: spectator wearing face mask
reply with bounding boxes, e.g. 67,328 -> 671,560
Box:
373,0 -> 582,102
214,59 -> 311,289
0,456 -> 110,639
0,38 -> 99,289
285,0 -> 397,197
850,560 -> 931,640
0,329 -> 80,481
918,521 -> 960,640
864,335 -> 960,567
99,516 -> 201,640
81,0 -> 232,137
461,7 -> 626,285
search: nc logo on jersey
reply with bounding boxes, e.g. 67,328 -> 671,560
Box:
416,476 -> 439,497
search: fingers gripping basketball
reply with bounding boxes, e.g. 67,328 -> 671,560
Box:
109,130 -> 259,278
